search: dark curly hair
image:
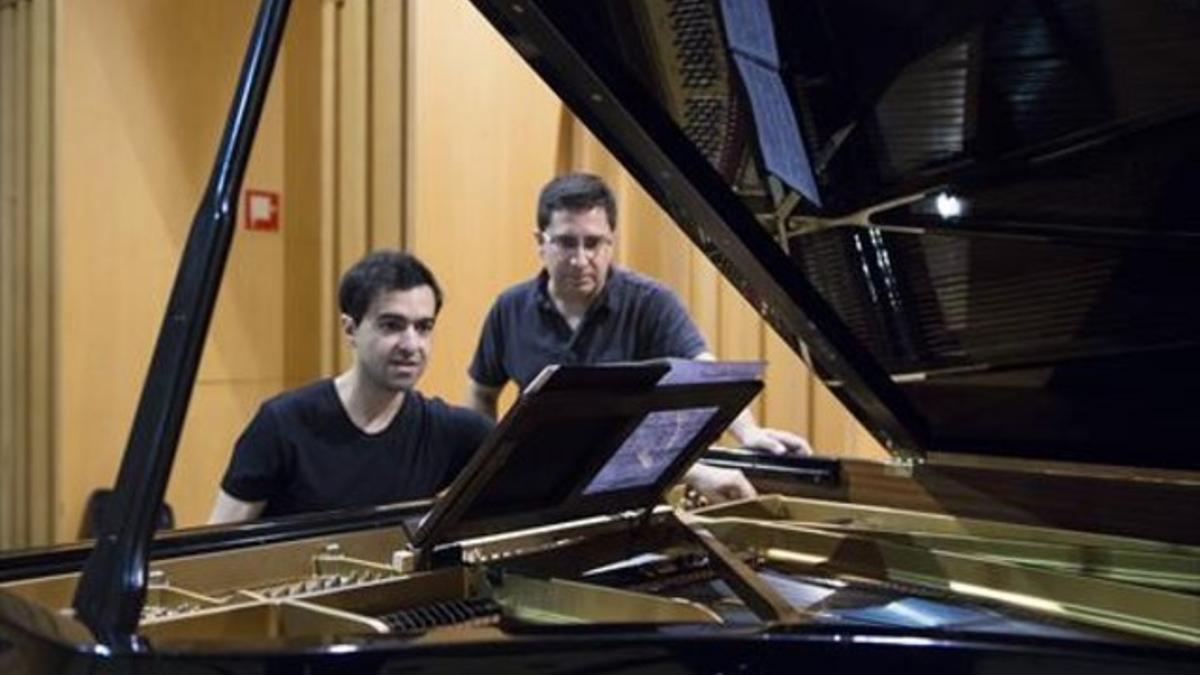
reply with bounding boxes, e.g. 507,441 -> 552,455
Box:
338,250 -> 443,323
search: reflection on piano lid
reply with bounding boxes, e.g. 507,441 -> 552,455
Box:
1,0 -> 1198,672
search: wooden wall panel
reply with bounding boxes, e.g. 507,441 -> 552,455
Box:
335,0 -> 370,344
812,382 -> 855,456
405,0 -> 558,406
11,0 -> 30,548
26,0 -> 53,549
687,249 -> 721,361
331,0 -> 368,378
315,0 -> 407,377
762,327 -> 812,439
57,0 -> 287,537
282,0 -> 329,390
170,380 -> 282,530
0,0 -> 53,549
370,0 -> 404,251
717,284 -> 764,420
0,2 -> 18,548
317,0 -> 340,376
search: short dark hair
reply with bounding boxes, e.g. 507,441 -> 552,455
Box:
536,172 -> 617,232
338,250 -> 443,323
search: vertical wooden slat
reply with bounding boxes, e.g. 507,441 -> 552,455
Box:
0,2 -> 16,548
806,356 -> 818,450
283,0 -> 328,389
369,0 -> 402,250
553,107 -> 575,176
319,0 -> 339,374
688,247 -> 720,350
717,279 -> 763,419
336,0 -> 368,258
762,326 -> 811,440
27,0 -> 54,545
11,0 -> 31,546
333,0 -> 369,373
812,381 -> 854,455
401,0 -> 418,253
0,0 -> 53,547
614,178 -> 659,281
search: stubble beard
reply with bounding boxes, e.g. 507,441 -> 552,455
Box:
366,359 -> 416,394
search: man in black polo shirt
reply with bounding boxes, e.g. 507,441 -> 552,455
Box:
467,174 -> 811,498
209,251 -> 493,523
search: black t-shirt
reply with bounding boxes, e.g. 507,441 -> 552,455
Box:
220,380 -> 493,518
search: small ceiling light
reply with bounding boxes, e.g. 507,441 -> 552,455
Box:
935,193 -> 963,219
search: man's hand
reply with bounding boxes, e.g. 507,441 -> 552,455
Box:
683,464 -> 757,507
736,426 -> 813,456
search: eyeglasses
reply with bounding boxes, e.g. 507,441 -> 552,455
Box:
541,233 -> 613,256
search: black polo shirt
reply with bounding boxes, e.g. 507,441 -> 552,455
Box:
469,267 -> 708,390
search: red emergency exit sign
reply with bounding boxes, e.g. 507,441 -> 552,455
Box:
244,189 -> 280,232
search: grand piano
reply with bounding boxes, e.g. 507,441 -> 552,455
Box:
1,0 -> 1198,672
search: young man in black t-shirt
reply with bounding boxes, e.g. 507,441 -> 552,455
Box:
209,251 -> 492,523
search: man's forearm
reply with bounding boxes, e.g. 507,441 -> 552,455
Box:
693,352 -> 760,443
728,407 -> 760,445
466,379 -> 501,420
691,352 -> 812,455
208,489 -> 266,525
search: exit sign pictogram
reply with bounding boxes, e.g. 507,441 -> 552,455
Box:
245,189 -> 280,232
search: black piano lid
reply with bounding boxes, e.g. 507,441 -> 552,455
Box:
470,0 -> 1200,472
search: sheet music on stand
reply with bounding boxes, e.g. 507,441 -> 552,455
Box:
580,359 -> 764,493
410,358 -> 764,553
